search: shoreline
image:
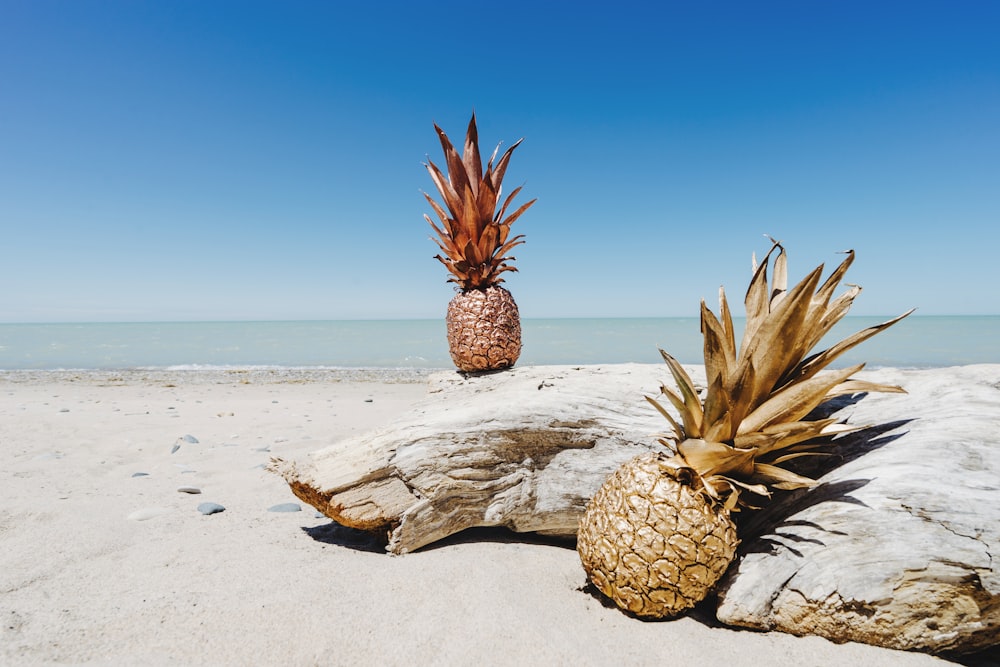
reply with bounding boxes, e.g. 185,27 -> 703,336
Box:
0,366 -> 442,386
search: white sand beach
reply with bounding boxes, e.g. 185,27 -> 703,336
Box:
0,368 -> 984,666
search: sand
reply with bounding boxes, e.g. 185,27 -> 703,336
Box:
0,368 -> 969,666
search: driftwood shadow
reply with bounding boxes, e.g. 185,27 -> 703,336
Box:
302,522 -> 389,553
417,526 -> 577,552
301,522 -> 578,554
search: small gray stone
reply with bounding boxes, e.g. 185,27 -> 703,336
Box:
170,443 -> 180,454
177,486 -> 201,494
267,502 -> 301,513
131,472 -> 149,478
59,408 -> 70,412
182,434 -> 199,443
197,502 -> 225,515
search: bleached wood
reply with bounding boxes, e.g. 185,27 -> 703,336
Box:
270,364 -> 668,554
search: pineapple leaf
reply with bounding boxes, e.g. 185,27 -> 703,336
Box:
659,349 -> 704,436
717,287 -> 737,380
702,375 -> 734,443
770,242 -> 788,308
656,385 -> 700,438
678,439 -> 755,479
424,160 -> 462,220
826,378 -> 907,398
741,240 -> 783,349
435,123 -> 471,206
737,264 -> 824,408
790,309 -> 915,384
738,363 -> 864,435
750,462 -> 818,489
423,194 -> 451,230
462,114 -> 482,195
645,395 -> 684,441
491,137 -> 524,190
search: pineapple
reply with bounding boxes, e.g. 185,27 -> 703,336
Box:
577,240 -> 913,619
424,114 -> 536,372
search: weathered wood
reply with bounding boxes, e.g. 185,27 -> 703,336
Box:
269,364 -> 667,554
269,363 -> 1000,656
715,364 -> 1000,656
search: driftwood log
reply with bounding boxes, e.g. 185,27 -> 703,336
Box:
269,363 -> 1000,656
715,363 -> 1000,656
270,364 -> 666,554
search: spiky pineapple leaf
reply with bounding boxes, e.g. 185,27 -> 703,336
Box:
737,264 -> 824,409
788,309 -> 915,386
462,114 -> 483,192
738,363 -> 864,435
424,115 -> 532,290
645,395 -> 684,442
827,378 -> 908,398
750,462 -> 818,490
678,439 -> 755,479
658,350 -> 704,437
741,241 -> 783,349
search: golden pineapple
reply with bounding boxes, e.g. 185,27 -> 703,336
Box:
424,114 -> 536,372
577,240 -> 913,619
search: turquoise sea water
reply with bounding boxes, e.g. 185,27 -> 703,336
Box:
0,317 -> 997,371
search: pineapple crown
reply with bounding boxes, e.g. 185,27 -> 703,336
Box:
648,239 -> 914,510
423,113 -> 536,291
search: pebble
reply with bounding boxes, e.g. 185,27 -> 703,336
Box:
182,434 -> 199,443
171,443 -> 181,454
197,502 -> 226,515
364,398 -> 373,403
127,507 -> 170,521
59,408 -> 70,412
131,472 -> 149,478
267,502 -> 301,513
177,486 -> 202,494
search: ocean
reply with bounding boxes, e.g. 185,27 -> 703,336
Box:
0,316 -> 997,371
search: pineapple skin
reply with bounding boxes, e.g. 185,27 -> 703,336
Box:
577,452 -> 739,619
446,285 -> 522,372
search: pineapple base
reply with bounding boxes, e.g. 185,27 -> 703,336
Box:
446,286 -> 522,372
577,452 -> 739,619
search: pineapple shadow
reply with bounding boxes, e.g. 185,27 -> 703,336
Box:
735,394 -> 915,556
301,522 -> 577,554
576,579 -> 729,627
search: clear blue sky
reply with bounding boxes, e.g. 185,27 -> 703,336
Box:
2,1 -> 997,322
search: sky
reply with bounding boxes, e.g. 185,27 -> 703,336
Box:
1,1 -> 998,322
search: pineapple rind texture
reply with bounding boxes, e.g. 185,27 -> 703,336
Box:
446,286 -> 522,372
578,453 -> 738,619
